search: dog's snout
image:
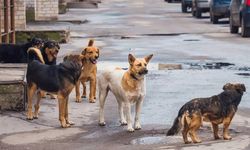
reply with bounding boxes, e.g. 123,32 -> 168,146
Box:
95,55 -> 99,59
144,69 -> 148,74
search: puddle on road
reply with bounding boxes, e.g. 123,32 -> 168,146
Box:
130,135 -> 182,145
186,62 -> 235,70
236,73 -> 250,77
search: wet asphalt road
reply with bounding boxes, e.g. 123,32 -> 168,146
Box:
1,0 -> 250,149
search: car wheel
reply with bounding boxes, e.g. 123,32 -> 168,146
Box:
195,8 -> 202,18
230,15 -> 238,34
192,8 -> 196,16
241,18 -> 250,37
182,2 -> 188,13
212,16 -> 219,24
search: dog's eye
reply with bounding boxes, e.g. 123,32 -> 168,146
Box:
144,63 -> 147,66
136,63 -> 142,67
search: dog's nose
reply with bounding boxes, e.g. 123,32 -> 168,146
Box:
144,69 -> 148,74
95,56 -> 98,59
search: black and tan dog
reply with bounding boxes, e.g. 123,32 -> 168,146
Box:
0,38 -> 44,63
28,40 -> 60,99
0,38 -> 59,64
167,83 -> 246,144
26,54 -> 84,128
75,39 -> 99,103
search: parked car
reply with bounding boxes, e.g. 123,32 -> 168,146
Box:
165,0 -> 181,3
229,0 -> 250,37
182,0 -> 192,13
192,0 -> 210,18
209,0 -> 231,24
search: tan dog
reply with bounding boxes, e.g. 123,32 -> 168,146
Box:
75,39 -> 99,103
167,83 -> 246,144
98,54 -> 153,132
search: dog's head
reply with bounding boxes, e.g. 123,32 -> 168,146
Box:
128,53 -> 153,79
81,39 -> 99,64
30,37 -> 44,49
44,40 -> 60,62
63,54 -> 85,67
223,83 -> 246,94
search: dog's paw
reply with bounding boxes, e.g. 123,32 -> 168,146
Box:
33,114 -> 38,119
120,120 -> 127,126
127,127 -> 135,133
184,141 -> 192,144
99,122 -> 106,126
61,121 -> 71,128
214,136 -> 221,140
89,99 -> 96,103
135,124 -> 141,130
66,120 -> 75,125
134,121 -> 141,130
75,99 -> 82,103
224,136 -> 232,140
61,124 -> 71,128
27,112 -> 34,120
193,140 -> 202,143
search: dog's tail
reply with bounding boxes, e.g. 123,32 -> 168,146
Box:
166,106 -> 187,136
88,39 -> 94,46
27,47 -> 45,64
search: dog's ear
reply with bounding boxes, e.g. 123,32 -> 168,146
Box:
80,54 -> 85,60
88,39 -> 94,47
97,48 -> 100,57
63,55 -> 69,62
82,48 -> 87,55
223,83 -> 232,91
144,54 -> 153,63
45,47 -> 50,55
128,54 -> 136,65
238,84 -> 246,92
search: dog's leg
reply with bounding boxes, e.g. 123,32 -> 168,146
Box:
212,123 -> 220,140
40,91 -> 46,98
134,100 -> 143,130
188,113 -> 202,143
182,115 -> 191,144
98,85 -> 109,126
75,80 -> 81,103
49,93 -> 56,99
93,77 -> 97,100
65,96 -> 75,126
27,83 -> 37,120
89,78 -> 96,103
34,90 -> 42,119
58,94 -> 70,128
223,113 -> 235,140
124,102 -> 134,132
81,80 -> 87,98
118,101 -> 127,125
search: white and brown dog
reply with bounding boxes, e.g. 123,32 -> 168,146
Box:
98,53 -> 153,132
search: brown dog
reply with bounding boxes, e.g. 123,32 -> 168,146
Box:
26,54 -> 84,128
167,83 -> 246,144
75,39 -> 99,103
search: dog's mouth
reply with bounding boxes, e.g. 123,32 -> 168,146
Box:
138,69 -> 148,75
50,50 -> 58,59
89,58 -> 98,64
